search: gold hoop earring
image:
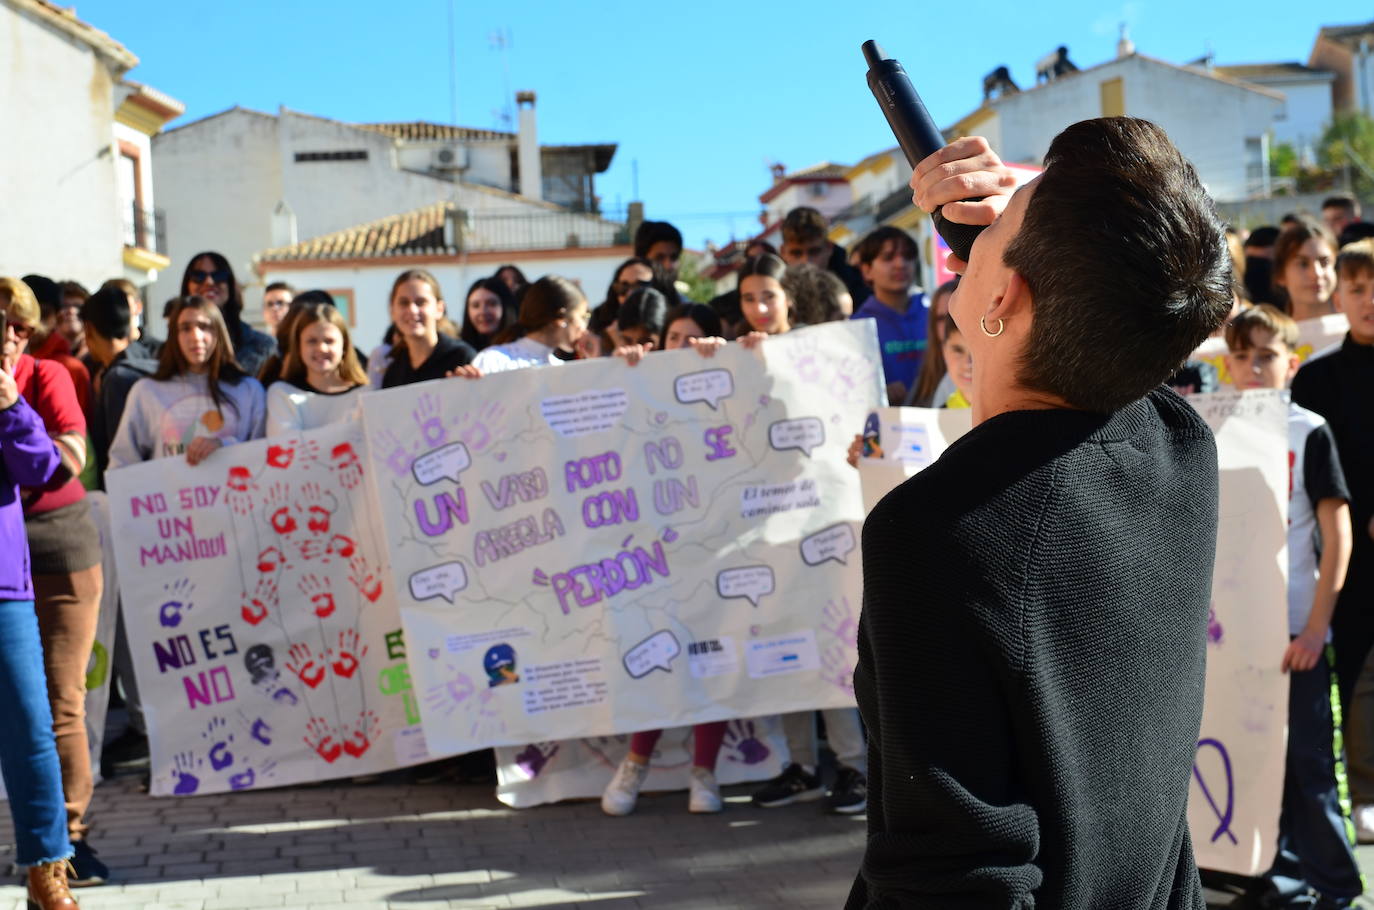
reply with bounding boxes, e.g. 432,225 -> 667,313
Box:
980,315 -> 1005,338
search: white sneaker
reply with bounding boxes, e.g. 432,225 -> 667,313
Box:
1355,804 -> 1374,844
688,766 -> 722,814
601,758 -> 649,816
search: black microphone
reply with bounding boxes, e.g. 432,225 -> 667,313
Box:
863,39 -> 985,263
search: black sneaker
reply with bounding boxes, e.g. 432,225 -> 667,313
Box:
751,763 -> 824,808
69,840 -> 109,887
100,728 -> 149,777
825,767 -> 867,814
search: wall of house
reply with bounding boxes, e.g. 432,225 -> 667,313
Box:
0,6 -> 125,287
987,56 -> 1282,202
1263,79 -> 1335,163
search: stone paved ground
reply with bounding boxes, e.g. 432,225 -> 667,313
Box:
2,775 -> 1373,909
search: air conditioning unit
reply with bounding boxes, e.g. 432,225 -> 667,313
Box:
432,145 -> 468,171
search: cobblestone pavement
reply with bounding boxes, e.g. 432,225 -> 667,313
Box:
2,774 -> 1373,909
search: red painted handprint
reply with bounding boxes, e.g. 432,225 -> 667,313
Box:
328,628 -> 368,679
285,643 -> 327,689
330,441 -> 363,489
298,481 -> 334,536
263,483 -> 297,536
256,545 -> 288,576
348,555 -> 383,603
265,441 -> 296,470
303,717 -> 342,763
297,574 -> 336,619
327,534 -> 356,560
240,578 -> 277,627
342,710 -> 380,758
226,466 -> 256,515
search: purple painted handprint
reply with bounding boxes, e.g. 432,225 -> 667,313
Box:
722,719 -> 770,765
170,751 -> 201,795
1207,607 -> 1224,646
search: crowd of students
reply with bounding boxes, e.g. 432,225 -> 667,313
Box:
3,189 -> 1374,905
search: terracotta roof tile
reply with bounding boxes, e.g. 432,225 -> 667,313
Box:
259,202 -> 453,263
357,121 -> 514,142
1216,62 -> 1333,80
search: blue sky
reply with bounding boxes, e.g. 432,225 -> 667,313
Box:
81,1 -> 1372,247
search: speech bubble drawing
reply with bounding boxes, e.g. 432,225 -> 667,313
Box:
412,442 -> 471,486
716,566 -> 776,607
623,630 -> 682,678
675,369 -> 734,410
800,523 -> 858,567
408,562 -> 469,604
769,417 -> 825,458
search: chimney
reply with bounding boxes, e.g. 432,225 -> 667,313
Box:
516,91 -> 542,201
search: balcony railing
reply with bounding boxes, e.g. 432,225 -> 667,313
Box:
454,211 -> 629,253
124,205 -> 167,255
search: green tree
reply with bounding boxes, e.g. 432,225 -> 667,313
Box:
676,251 -> 717,303
1320,112 -> 1374,198
1270,142 -> 1298,179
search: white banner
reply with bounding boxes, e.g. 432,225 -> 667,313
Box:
856,393 -> 1290,876
361,320 -> 883,757
107,420 -> 442,796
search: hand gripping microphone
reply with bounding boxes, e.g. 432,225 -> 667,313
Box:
863,39 -> 985,263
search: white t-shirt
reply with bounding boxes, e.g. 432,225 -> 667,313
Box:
266,381 -> 367,435
108,373 -> 267,470
471,336 -> 560,375
1287,399 -> 1351,636
366,343 -> 392,390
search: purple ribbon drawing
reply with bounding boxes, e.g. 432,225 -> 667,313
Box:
1192,738 -> 1237,845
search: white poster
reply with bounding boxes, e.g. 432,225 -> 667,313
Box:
107,420 -> 441,796
361,320 -> 884,757
854,393 -> 1290,876
1186,389 -> 1290,875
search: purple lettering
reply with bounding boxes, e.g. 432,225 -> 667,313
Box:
581,488 -> 640,528
644,437 -> 684,475
564,451 -> 623,492
154,635 -> 196,674
705,426 -> 737,461
414,486 -> 469,537
131,493 -> 167,517
653,476 -> 699,515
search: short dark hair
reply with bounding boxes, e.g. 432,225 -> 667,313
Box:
1002,117 -> 1232,413
664,302 -> 722,339
59,280 -> 89,305
854,226 -> 920,267
265,281 -> 295,296
1338,221 -> 1374,248
21,274 -> 60,316
1224,303 -> 1297,352
81,286 -> 133,341
493,275 -> 586,345
617,286 -> 670,339
782,263 -> 850,324
1322,194 -> 1359,214
634,221 -> 683,258
1244,226 -> 1280,249
781,207 -> 828,244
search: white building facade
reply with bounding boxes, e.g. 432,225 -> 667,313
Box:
947,53 -> 1283,202
1,0 -> 177,288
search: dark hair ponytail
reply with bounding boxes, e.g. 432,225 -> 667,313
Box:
492,275 -> 585,344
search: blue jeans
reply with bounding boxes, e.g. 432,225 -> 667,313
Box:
1264,645 -> 1365,904
0,599 -> 72,866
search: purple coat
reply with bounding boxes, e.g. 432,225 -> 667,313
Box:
0,397 -> 59,601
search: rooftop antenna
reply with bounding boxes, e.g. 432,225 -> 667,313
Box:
446,0 -> 459,125
490,28 -> 515,130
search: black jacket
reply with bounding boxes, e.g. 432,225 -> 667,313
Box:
91,349 -> 159,486
850,388 -> 1215,909
382,333 -> 477,388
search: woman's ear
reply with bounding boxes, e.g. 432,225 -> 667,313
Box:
988,270 -> 1031,321
436,299 -> 447,318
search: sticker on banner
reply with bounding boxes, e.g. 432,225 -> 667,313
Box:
769,418 -> 825,458
716,566 -> 775,607
540,389 -> 629,438
675,369 -> 734,410
746,630 -> 820,679
623,630 -> 682,678
408,562 -> 468,604
800,524 -> 857,567
689,637 -> 739,679
412,443 -> 471,486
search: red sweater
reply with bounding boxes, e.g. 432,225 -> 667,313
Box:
13,354 -> 86,514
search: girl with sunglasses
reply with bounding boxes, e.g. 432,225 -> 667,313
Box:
180,253 -> 277,378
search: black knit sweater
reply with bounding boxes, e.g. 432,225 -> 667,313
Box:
849,387 -> 1216,909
